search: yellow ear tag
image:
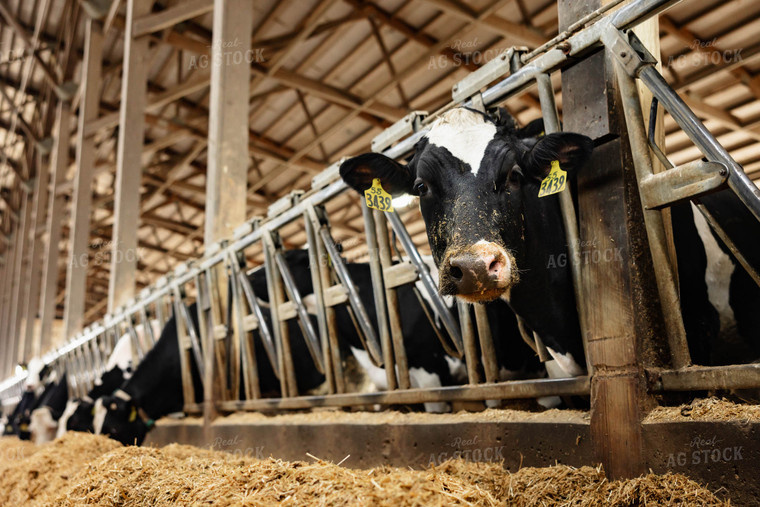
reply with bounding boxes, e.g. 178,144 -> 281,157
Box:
128,406 -> 137,423
364,178 -> 394,212
538,160 -> 567,198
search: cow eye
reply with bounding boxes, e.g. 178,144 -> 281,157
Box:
414,180 -> 429,196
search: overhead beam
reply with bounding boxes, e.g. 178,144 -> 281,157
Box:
132,0 -> 213,37
108,0 -> 153,314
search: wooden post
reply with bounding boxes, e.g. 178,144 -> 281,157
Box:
63,19 -> 103,339
203,0 -> 253,427
38,102 -> 72,356
20,148 -> 52,360
6,187 -> 32,370
0,225 -> 18,377
107,0 -> 152,313
559,0 -> 661,479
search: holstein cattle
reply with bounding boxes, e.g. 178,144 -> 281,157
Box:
56,321 -> 159,438
340,106 -> 760,373
95,250 -> 540,445
28,373 -> 69,444
341,107 -> 592,377
3,360 -> 53,439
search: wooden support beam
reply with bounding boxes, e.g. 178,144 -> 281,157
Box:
63,19 -> 103,340
108,0 -> 153,314
559,0 -> 660,480
416,0 -> 545,47
0,224 -> 17,378
38,102 -> 71,357
0,0 -> 63,92
203,0 -> 253,427
132,0 -> 213,37
205,0 -> 251,245
5,189 -> 32,371
18,147 -> 51,361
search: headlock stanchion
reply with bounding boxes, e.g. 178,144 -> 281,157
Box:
4,0 -> 760,484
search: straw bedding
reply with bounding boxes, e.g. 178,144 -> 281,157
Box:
0,431 -> 729,506
645,396 -> 760,422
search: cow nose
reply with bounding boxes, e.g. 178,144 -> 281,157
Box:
448,251 -> 505,294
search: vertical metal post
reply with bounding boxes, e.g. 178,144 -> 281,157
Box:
361,206 -> 394,390
263,231 -> 298,397
458,303 -> 482,384
472,305 -> 498,383
63,18 -> 103,339
535,72 -> 594,374
610,47 -> 690,369
304,208 -> 336,394
375,212 -> 410,390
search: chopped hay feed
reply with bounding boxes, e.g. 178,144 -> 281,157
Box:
0,431 -> 731,506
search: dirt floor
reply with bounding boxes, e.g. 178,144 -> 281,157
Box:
0,431 -> 730,506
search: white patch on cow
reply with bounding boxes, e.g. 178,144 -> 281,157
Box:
545,349 -> 585,378
350,347 -> 388,390
93,398 -> 107,435
56,400 -> 79,439
498,367 -> 522,381
29,407 -> 58,444
537,396 -> 562,408
106,334 -> 135,374
445,356 -> 467,384
302,294 -> 318,315
426,108 -> 497,176
691,203 -> 737,334
409,367 -> 449,413
24,358 -> 46,390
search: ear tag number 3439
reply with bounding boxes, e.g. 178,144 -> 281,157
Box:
538,160 -> 566,198
365,178 -> 394,212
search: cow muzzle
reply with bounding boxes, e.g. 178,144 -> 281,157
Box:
440,241 -> 516,302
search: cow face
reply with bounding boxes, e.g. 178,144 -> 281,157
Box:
94,395 -> 148,446
340,108 -> 593,303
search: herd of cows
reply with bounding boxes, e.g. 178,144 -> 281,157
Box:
3,107 -> 759,446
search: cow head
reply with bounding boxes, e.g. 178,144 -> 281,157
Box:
340,108 -> 593,303
94,393 -> 149,446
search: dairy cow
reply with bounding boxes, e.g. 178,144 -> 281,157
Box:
95,250 -> 540,445
28,374 -> 69,444
55,321 -> 160,438
341,107 -> 592,376
340,107 -> 760,372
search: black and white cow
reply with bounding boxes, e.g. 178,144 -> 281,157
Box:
28,373 -> 69,444
3,359 -> 52,439
341,107 -> 592,377
95,250 -> 540,445
55,322 -> 159,438
340,106 -> 760,373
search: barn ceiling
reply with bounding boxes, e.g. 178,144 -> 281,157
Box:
0,0 -> 758,338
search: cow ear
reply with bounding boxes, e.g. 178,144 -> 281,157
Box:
521,132 -> 593,179
340,153 -> 414,197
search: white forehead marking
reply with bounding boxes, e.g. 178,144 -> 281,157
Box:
425,108 -> 497,176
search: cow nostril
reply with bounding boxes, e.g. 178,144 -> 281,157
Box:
450,265 -> 463,281
488,259 -> 502,275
